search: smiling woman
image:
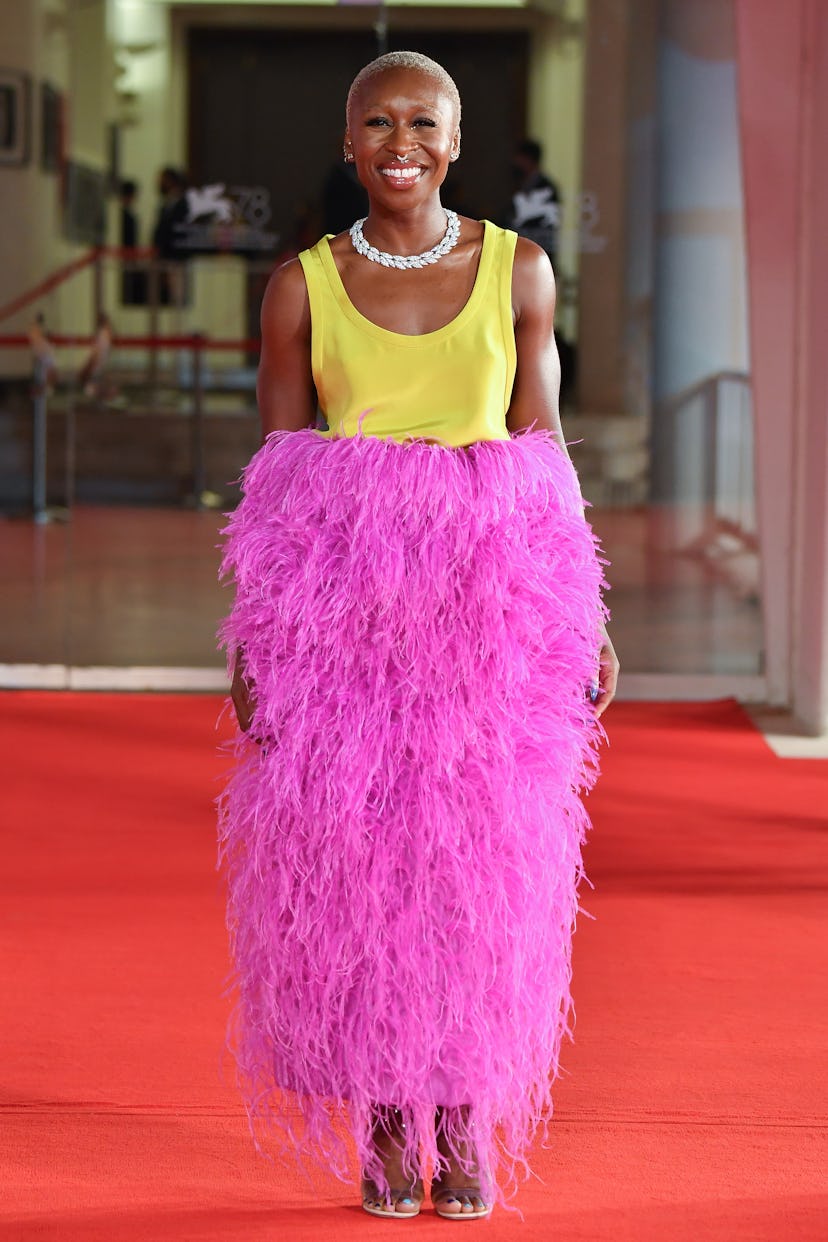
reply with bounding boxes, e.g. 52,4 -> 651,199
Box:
218,50 -> 617,1223
343,52 -> 461,239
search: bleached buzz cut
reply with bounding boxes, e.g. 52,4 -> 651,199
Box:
346,51 -> 461,125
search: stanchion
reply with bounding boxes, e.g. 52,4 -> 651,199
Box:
32,357 -> 48,524
191,333 -> 206,509
31,356 -> 70,525
92,249 -> 104,329
64,383 -> 77,513
148,262 -> 160,397
187,334 -> 223,510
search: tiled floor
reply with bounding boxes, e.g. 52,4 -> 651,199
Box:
1,504 -> 763,674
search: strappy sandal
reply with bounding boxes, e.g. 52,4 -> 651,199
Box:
361,1176 -> 424,1219
432,1105 -> 493,1220
432,1185 -> 492,1221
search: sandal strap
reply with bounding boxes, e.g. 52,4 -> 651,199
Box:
362,1179 -> 424,1197
433,1186 -> 486,1199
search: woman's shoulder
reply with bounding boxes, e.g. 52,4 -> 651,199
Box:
458,215 -> 486,240
512,235 -> 556,291
511,236 -> 557,326
261,256 -> 311,333
325,230 -> 354,263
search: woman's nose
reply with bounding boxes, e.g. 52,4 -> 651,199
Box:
386,129 -> 418,158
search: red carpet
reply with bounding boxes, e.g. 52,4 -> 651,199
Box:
0,693 -> 825,1240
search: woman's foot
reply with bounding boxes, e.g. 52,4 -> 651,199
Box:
431,1105 -> 492,1220
361,1107 -> 424,1219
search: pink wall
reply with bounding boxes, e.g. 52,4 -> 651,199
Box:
735,0 -> 828,731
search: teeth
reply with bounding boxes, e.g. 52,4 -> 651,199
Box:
381,167 -> 421,180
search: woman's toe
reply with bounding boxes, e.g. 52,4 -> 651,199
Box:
442,1196 -> 464,1214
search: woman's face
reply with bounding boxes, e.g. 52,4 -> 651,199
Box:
346,68 -> 461,209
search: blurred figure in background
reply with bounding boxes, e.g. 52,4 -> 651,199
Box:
506,139 -> 561,270
28,314 -> 58,394
118,179 -> 147,306
321,151 -> 369,236
78,312 -> 114,400
119,179 -> 140,250
506,141 -> 577,403
152,167 -> 189,306
152,167 -> 188,259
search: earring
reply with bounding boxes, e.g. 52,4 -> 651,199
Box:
450,151 -> 460,162
343,148 -> 354,163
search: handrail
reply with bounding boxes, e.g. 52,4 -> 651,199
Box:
0,332 -> 260,350
0,249 -> 100,324
660,367 -> 757,574
0,246 -> 156,324
0,246 -> 274,326
660,369 -> 750,416
14,327 -> 254,523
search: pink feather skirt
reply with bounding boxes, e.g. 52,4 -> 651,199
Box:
218,428 -> 607,1207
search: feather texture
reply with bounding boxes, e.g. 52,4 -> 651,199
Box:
217,428 -> 608,1207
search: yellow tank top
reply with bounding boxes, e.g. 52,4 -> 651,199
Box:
297,220 -> 517,447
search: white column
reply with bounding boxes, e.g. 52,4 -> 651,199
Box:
736,0 -> 828,732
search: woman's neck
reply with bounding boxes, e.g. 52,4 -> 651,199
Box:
361,201 -> 449,257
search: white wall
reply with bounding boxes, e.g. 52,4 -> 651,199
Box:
0,0 -> 108,373
527,0 -> 586,299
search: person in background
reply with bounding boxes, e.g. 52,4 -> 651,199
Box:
119,180 -> 139,249
506,141 -> 578,400
507,139 -> 562,270
152,167 -> 189,306
28,314 -> 58,393
118,180 -> 146,306
152,167 -> 188,258
321,151 -> 369,236
78,312 -> 113,399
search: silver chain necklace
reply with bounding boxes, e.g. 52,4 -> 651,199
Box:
350,210 -> 461,270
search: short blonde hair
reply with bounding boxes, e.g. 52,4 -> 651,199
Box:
346,51 -> 461,125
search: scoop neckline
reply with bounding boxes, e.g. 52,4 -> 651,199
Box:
317,219 -> 493,345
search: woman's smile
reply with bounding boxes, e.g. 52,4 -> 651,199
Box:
378,165 -> 425,187
346,67 -> 460,205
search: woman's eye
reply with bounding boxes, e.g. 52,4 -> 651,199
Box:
364,116 -> 435,129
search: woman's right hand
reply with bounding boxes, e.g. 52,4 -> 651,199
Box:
231,647 -> 257,733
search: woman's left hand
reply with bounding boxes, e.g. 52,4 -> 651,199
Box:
593,632 -> 620,719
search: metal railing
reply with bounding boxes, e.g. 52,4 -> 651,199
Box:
0,245 -> 274,392
0,246 -> 276,519
2,329 -> 261,522
657,370 -> 757,576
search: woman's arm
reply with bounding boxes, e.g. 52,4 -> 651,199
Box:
507,238 -> 567,447
508,238 -> 619,718
232,259 -> 317,731
256,257 -> 318,439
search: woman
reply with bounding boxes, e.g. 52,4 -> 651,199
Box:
220,51 -> 618,1221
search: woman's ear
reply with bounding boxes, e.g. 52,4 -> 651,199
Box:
343,131 -> 354,163
450,129 -> 461,162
